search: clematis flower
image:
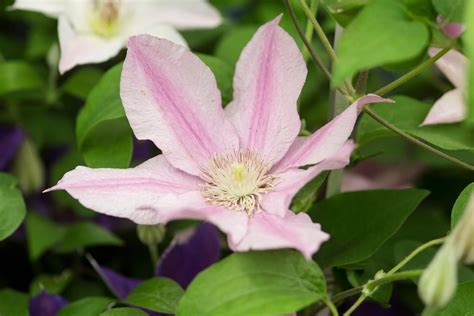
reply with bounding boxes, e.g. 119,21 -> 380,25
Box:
421,48 -> 468,125
46,16 -> 391,258
12,0 -> 222,74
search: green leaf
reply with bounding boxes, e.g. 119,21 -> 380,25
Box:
80,118 -> 133,168
333,0 -> 429,85
215,26 -> 258,66
196,54 -> 233,105
26,212 -> 65,260
62,67 -> 104,99
101,308 -> 148,316
311,189 -> 429,268
427,281 -> 474,315
451,183 -> 474,227
177,250 -> 326,316
76,63 -> 132,168
58,297 -> 115,316
357,95 -> 474,152
0,172 -> 18,188
0,185 -> 26,241
291,171 -> 329,213
55,222 -> 123,252
125,278 -> 184,314
0,61 -> 43,96
466,0 -> 474,124
432,0 -> 465,22
29,270 -> 73,295
0,289 -> 29,316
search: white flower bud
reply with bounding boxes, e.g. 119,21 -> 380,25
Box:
451,194 -> 474,264
418,239 -> 458,308
12,138 -> 45,194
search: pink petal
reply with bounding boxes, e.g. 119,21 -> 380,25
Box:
58,17 -> 125,74
154,195 -> 249,246
429,48 -> 467,90
45,155 -> 200,224
225,15 -> 307,164
121,35 -> 239,176
230,211 -> 329,259
126,24 -> 188,47
274,95 -> 392,171
10,0 -> 66,17
437,16 -> 465,39
129,0 -> 222,30
421,88 -> 467,125
261,141 -> 355,217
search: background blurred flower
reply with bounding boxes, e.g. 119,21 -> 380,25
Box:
341,160 -> 423,192
29,291 -> 68,316
89,223 -> 221,298
421,48 -> 468,125
0,125 -> 24,171
12,0 -> 222,73
437,16 -> 465,39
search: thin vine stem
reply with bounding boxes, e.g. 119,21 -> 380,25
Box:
374,44 -> 455,96
299,0 -> 337,61
323,296 -> 340,316
302,0 -> 319,61
388,237 -> 445,274
297,0 -> 355,96
284,0 -> 353,101
342,270 -> 423,316
363,106 -> 474,171
342,293 -> 367,316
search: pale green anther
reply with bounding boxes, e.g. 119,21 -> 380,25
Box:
12,138 -> 45,194
418,238 -> 458,308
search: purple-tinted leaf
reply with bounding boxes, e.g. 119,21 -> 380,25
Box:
29,291 -> 67,316
155,223 -> 221,288
0,126 -> 24,170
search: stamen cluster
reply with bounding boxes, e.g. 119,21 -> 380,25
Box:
199,150 -> 278,216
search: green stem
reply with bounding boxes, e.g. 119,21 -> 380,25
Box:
374,44 -> 455,96
363,106 -> 474,171
355,70 -> 369,96
302,0 -> 319,62
299,0 -> 337,61
323,296 -> 340,316
298,0 -> 355,96
148,244 -> 159,268
343,293 -> 367,316
331,287 -> 363,304
284,0 -> 332,81
388,237 -> 445,274
342,270 -> 423,315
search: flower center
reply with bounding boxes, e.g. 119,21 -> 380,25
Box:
199,150 -> 278,216
90,0 -> 120,37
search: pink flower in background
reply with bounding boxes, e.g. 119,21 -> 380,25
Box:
341,160 -> 423,192
46,16 -> 391,258
12,0 -> 221,74
422,48 -> 468,126
436,16 -> 465,39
